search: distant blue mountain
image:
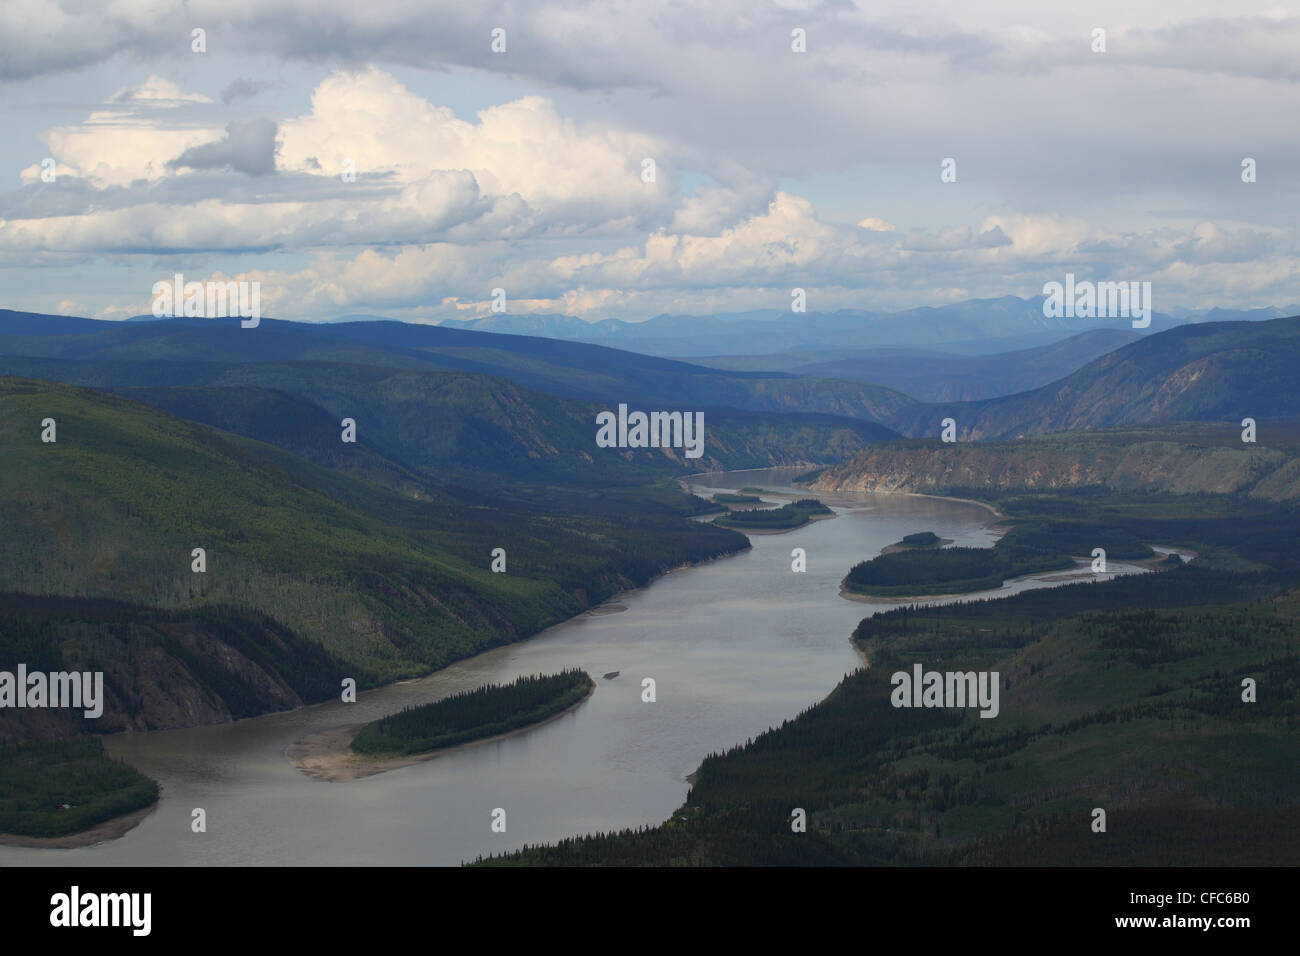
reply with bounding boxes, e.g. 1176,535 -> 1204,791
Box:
433,296 -> 1290,358
0,310 -> 913,422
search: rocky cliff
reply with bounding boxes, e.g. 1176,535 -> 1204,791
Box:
811,430 -> 1300,501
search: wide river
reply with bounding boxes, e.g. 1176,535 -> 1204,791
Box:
0,468 -> 1165,866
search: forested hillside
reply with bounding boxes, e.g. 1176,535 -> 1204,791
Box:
0,377 -> 746,743
480,492 -> 1300,865
885,315 -> 1300,439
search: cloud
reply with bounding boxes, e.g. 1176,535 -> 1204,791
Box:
4,68 -> 692,252
4,4 -> 1300,318
220,78 -> 278,103
857,217 -> 895,232
168,118 -> 280,176
19,76 -> 224,187
172,192 -> 1300,322
276,68 -> 672,217
109,74 -> 212,106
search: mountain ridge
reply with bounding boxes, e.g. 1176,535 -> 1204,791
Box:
884,314 -> 1300,440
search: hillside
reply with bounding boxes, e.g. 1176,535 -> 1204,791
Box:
811,425 -> 1300,502
0,311 -> 913,424
480,492 -> 1300,866
697,328 -> 1142,402
0,357 -> 896,486
885,315 -> 1300,439
0,378 -> 747,724
0,595 -> 346,746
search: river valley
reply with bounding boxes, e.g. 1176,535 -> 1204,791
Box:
0,469 -> 1174,866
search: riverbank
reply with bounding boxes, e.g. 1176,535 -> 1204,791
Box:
712,511 -> 837,534
879,536 -> 955,555
838,546 -> 1197,604
287,682 -> 596,782
1,474 -> 1006,855
7,541 -> 743,848
796,481 -> 1009,521
0,800 -> 158,849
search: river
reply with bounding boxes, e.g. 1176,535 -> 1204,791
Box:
0,468 -> 1168,866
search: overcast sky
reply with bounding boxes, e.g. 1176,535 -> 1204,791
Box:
2,0 -> 1298,322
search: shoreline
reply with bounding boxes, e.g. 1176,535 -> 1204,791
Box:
879,536 -> 955,555
0,799 -> 158,850
287,683 -> 597,782
14,470 -> 1128,845
797,481 -> 1008,521
6,526 -> 749,848
676,463 -> 819,483
838,546 -> 1197,604
710,511 -> 837,535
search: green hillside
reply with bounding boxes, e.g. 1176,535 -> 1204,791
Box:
0,377 -> 747,697
0,311 -> 914,424
0,593 -> 347,746
479,491 -> 1300,865
0,357 -> 897,486
887,315 -> 1300,439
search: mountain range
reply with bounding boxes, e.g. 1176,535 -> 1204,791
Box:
12,307 -> 1300,449
430,297 -> 1294,357
886,314 -> 1300,440
697,328 -> 1144,402
0,311 -> 911,425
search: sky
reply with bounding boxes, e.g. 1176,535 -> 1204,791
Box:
1,0 -> 1299,323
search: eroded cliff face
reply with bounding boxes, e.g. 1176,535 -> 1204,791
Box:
0,598 -> 342,747
811,438 -> 1300,501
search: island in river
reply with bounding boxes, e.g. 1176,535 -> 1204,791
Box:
289,669 -> 595,782
712,498 -> 834,533
878,530 -> 955,554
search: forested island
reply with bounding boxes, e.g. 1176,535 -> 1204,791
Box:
0,738 -> 158,842
289,669 -> 597,781
351,669 -> 595,756
713,498 -> 834,532
843,521 -> 1154,597
877,530 -> 955,555
711,492 -> 762,504
899,531 -> 941,547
